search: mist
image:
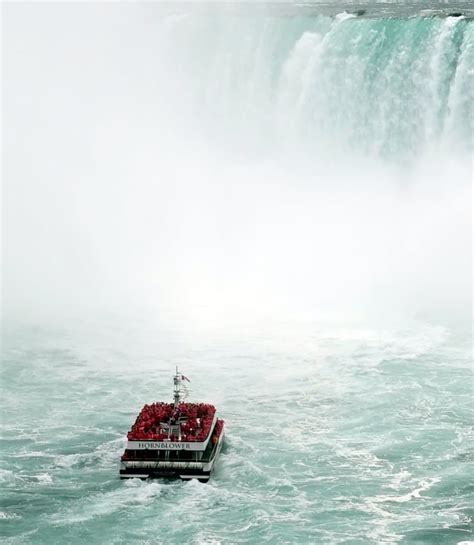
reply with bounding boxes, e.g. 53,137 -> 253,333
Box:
2,2 -> 472,332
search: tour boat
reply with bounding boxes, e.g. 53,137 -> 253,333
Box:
119,368 -> 224,482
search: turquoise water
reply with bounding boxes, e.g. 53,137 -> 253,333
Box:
1,322 -> 473,544
2,3 -> 473,544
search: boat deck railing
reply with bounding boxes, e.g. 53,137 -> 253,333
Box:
123,460 -> 204,470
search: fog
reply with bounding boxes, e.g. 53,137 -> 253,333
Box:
2,2 -> 472,331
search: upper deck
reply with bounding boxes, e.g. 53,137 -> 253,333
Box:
127,402 -> 218,451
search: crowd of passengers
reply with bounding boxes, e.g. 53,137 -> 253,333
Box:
211,419 -> 224,445
127,402 -> 216,441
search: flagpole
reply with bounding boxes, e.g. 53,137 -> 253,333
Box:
173,366 -> 181,409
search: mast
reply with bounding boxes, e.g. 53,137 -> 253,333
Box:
173,366 -> 181,408
173,367 -> 190,409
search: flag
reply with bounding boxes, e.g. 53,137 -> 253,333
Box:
181,374 -> 191,382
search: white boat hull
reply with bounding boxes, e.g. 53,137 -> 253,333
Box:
120,430 -> 224,482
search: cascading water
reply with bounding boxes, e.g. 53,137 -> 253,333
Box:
2,4 -> 473,545
141,9 -> 472,325
157,11 -> 473,160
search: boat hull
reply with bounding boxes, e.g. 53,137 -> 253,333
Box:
119,430 -> 224,482
119,466 -> 212,482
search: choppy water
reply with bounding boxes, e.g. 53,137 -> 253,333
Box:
1,320 -> 473,544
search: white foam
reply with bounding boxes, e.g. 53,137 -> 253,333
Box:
373,477 -> 441,504
335,11 -> 356,22
0,511 -> 21,520
388,469 -> 412,490
336,446 -> 385,468
0,469 -> 16,484
50,479 -> 165,525
12,450 -> 55,459
34,473 -> 53,483
196,538 -> 222,545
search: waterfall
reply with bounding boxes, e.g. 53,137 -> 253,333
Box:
3,3 -> 472,325
157,12 -> 473,161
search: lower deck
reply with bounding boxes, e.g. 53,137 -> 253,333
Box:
120,430 -> 224,482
